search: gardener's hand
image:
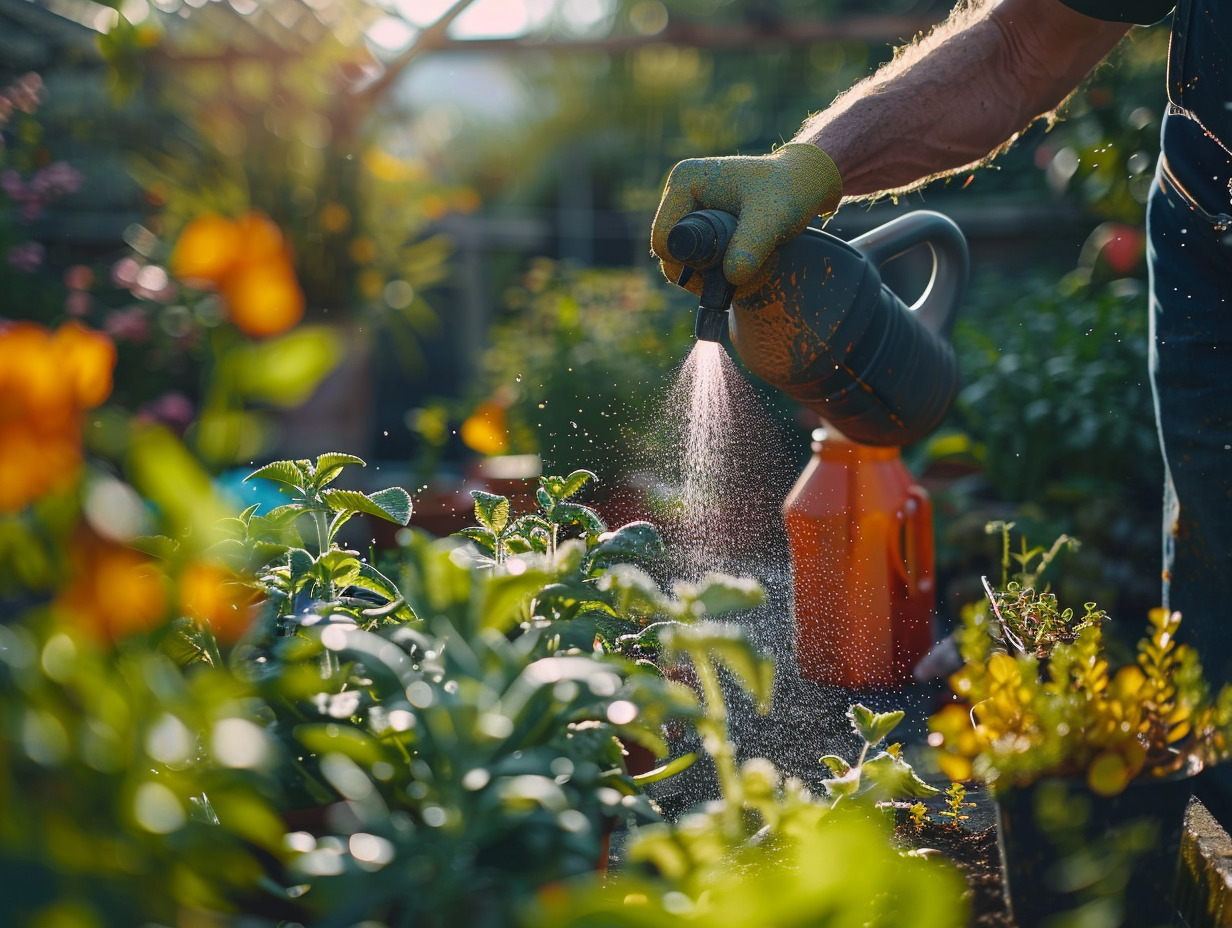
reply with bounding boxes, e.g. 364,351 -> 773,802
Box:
650,142 -> 842,297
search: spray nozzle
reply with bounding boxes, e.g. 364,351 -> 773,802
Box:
667,209 -> 738,343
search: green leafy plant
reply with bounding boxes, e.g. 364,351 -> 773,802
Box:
219,452 -> 414,629
819,704 -> 940,807
458,469 -> 607,565
930,603 -> 1232,797
526,622 -> 968,928
452,471 -> 766,670
0,619 -> 288,927
980,522 -> 1107,659
242,528 -> 701,926
937,783 -> 975,827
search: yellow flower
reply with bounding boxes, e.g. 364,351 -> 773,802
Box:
460,399 -> 510,456
0,322 -> 115,513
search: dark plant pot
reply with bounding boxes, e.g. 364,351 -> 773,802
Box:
996,772 -> 1196,928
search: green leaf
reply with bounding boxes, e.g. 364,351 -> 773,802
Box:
128,426 -> 232,548
860,752 -> 941,801
471,490 -> 512,535
561,469 -> 597,498
288,548 -> 315,589
510,513 -> 553,541
477,569 -> 553,634
246,460 -> 307,491
536,486 -> 553,511
368,487 -> 413,525
596,564 -> 669,617
309,626 -> 422,697
455,526 -> 496,556
255,503 -> 305,526
847,704 -> 904,747
541,470 -> 596,502
584,521 -> 664,573
318,550 -> 363,588
351,563 -> 402,601
630,751 -> 697,786
820,755 -> 852,777
314,452 -> 366,474
360,597 -> 415,622
666,623 -> 774,711
689,573 -> 767,616
312,454 -> 367,490
821,766 -> 862,800
321,487 -> 413,525
328,509 -> 355,543
549,502 -> 606,534
230,326 -> 342,408
129,534 -> 179,559
206,789 -> 285,854
505,536 -> 540,555
293,723 -> 385,767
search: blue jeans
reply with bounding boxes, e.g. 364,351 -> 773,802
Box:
1147,145 -> 1232,683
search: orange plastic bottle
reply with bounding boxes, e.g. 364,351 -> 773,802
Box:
782,424 -> 936,689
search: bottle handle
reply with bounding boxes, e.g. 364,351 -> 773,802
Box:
847,210 -> 969,341
889,486 -> 934,598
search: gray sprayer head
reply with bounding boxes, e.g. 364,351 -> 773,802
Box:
666,209 -> 738,343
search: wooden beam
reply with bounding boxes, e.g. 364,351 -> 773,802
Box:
421,16 -> 936,55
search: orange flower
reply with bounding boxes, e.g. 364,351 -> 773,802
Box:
169,213 -> 244,286
179,560 -> 262,644
222,258 -> 305,338
56,532 -> 168,643
0,321 -> 115,513
169,211 -> 305,338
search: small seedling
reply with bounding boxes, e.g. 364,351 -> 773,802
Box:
820,704 -> 940,806
458,469 -> 606,564
982,522 -> 1106,658
937,782 -> 975,826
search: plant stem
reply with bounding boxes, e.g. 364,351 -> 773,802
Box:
694,657 -> 741,838
313,508 -> 331,557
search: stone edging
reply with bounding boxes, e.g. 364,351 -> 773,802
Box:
1178,800 -> 1232,928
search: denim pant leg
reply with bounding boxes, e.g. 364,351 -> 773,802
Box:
1147,168 -> 1232,687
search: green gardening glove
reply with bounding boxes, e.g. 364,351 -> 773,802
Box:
651,142 -> 843,298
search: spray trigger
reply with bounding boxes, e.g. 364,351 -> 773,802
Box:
677,266 -> 696,289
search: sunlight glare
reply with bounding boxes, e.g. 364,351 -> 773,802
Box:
561,0 -> 611,33
394,0 -> 553,38
367,15 -> 417,50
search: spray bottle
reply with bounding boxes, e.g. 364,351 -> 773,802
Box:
666,209 -> 968,688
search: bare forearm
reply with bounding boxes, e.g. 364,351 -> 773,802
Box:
796,0 -> 1131,200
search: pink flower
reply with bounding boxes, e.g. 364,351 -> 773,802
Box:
32,162 -> 82,198
103,306 -> 150,343
65,291 -> 93,317
1,169 -> 23,201
7,241 -> 44,273
5,73 -> 43,114
139,392 -> 195,433
64,265 -> 93,291
111,256 -> 141,289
